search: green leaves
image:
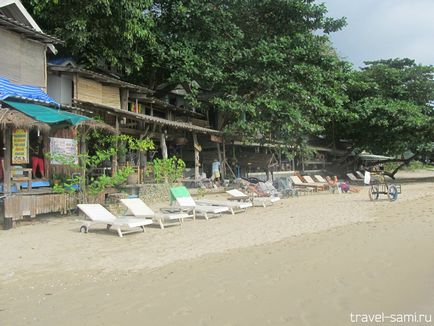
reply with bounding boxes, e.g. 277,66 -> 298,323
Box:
26,0 -> 433,158
340,59 -> 434,156
150,156 -> 186,183
24,0 -> 155,74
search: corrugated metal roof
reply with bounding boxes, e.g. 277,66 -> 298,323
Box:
0,76 -> 59,105
48,65 -> 154,95
72,100 -> 222,135
0,13 -> 62,44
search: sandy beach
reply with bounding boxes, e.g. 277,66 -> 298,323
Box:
1,170 -> 434,325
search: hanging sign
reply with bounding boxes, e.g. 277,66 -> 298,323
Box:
49,137 -> 78,164
12,129 -> 29,164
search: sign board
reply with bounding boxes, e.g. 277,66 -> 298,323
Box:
12,129 -> 29,164
210,135 -> 223,143
49,137 -> 78,165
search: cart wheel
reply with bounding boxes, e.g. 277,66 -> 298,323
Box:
369,185 -> 379,201
388,185 -> 398,202
80,225 -> 88,233
106,224 -> 112,230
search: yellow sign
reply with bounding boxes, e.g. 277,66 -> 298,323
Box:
12,129 -> 29,164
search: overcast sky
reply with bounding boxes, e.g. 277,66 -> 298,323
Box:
318,0 -> 434,68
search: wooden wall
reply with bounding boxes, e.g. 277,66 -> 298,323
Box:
76,76 -> 121,109
0,29 -> 46,88
76,77 -> 102,104
102,85 -> 121,109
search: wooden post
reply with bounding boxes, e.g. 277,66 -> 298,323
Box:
216,142 -> 222,165
120,89 -> 129,111
192,133 -> 200,180
222,138 -> 227,179
278,149 -> 282,170
79,128 -> 87,202
160,132 -> 168,159
138,132 -> 146,183
3,128 -> 11,194
112,116 -> 119,174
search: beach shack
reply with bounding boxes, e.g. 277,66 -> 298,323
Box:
0,1 -> 115,228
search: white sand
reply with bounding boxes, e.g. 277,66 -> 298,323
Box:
1,171 -> 434,325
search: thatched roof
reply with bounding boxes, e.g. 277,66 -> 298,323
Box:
0,108 -> 50,132
75,119 -> 118,134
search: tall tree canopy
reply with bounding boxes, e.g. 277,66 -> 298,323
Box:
24,1 -> 433,160
26,0 -> 349,146
146,0 -> 350,148
337,58 -> 434,156
23,0 -> 155,74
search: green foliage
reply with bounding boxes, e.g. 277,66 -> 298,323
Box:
338,58 -> 434,156
23,0 -> 155,74
150,156 -> 186,183
25,1 -> 433,159
87,166 -> 135,195
145,0 -> 350,147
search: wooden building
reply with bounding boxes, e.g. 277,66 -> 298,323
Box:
0,1 -> 114,227
46,62 -> 223,181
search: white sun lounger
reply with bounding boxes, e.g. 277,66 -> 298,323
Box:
290,176 -> 320,191
346,173 -> 361,181
173,193 -> 230,220
226,189 -> 280,207
226,189 -> 250,201
314,175 -> 327,183
196,199 -> 252,214
303,175 -> 328,190
77,204 -> 153,237
120,198 -> 191,229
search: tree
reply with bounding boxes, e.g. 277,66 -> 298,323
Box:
335,58 -> 434,176
139,0 -> 350,152
23,0 -> 155,75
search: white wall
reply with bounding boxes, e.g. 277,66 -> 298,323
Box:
0,28 -> 46,88
47,73 -> 73,105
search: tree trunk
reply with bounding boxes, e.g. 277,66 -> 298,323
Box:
160,132 -> 168,159
368,154 -> 417,179
3,128 -> 11,194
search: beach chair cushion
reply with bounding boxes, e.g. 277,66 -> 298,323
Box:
77,204 -> 116,223
120,198 -> 155,217
170,186 -> 190,201
176,196 -> 196,207
195,205 -> 228,214
290,176 -> 304,185
314,175 -> 327,183
226,189 -> 249,198
77,204 -> 152,228
346,173 -> 359,181
197,199 -> 252,209
303,176 -> 316,184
